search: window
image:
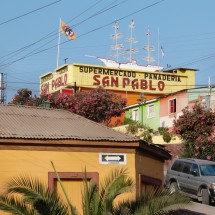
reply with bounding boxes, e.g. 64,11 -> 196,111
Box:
190,164 -> 199,176
171,160 -> 183,172
182,162 -> 192,174
169,98 -> 176,114
132,108 -> 139,121
200,165 -> 215,176
147,104 -> 155,118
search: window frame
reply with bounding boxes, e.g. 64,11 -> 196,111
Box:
132,108 -> 139,121
48,172 -> 99,192
147,103 -> 155,118
169,98 -> 176,114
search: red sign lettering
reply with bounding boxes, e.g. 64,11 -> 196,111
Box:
158,81 -> 165,91
92,75 -> 166,92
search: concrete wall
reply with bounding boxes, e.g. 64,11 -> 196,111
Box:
160,90 -> 188,128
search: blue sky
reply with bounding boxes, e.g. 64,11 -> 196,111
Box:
1,0 -> 215,102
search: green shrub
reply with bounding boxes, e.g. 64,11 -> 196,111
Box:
163,132 -> 172,143
123,118 -> 136,125
158,126 -> 168,135
141,130 -> 152,143
126,121 -> 144,135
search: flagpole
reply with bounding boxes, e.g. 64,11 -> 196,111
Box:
57,18 -> 61,68
157,28 -> 160,66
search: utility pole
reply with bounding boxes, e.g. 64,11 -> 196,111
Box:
208,77 -> 212,109
0,73 -> 6,104
74,81 -> 77,94
137,93 -> 145,125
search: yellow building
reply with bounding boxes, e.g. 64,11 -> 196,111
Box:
40,63 -> 196,105
0,105 -> 170,214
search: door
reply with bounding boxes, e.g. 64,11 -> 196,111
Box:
188,164 -> 201,196
178,162 -> 192,193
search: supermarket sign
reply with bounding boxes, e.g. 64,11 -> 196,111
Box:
40,64 -> 188,95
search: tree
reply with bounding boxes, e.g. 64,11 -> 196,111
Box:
173,102 -> 215,160
10,87 -> 126,125
48,87 -> 127,125
11,88 -> 33,105
0,168 -> 190,215
11,88 -> 46,107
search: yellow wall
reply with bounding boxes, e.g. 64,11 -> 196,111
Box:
135,155 -> 164,181
0,149 -> 136,214
135,153 -> 164,197
40,63 -> 196,96
0,148 -> 167,213
0,149 -> 135,183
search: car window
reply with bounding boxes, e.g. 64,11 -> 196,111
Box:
200,164 -> 215,176
171,160 -> 183,172
182,162 -> 192,174
190,164 -> 199,176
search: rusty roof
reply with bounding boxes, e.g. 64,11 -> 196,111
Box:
0,104 -> 139,142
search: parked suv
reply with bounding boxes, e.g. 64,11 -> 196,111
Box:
165,158 -> 215,205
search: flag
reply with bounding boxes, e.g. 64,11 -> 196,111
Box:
161,45 -> 164,59
129,19 -> 135,28
113,21 -> 119,30
60,20 -> 76,40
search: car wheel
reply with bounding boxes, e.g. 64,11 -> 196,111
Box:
202,189 -> 210,205
170,182 -> 178,194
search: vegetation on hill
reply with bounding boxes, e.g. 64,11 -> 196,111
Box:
124,118 -> 172,143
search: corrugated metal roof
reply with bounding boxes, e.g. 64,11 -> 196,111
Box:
0,105 -> 138,142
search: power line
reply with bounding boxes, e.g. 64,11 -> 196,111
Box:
0,0 -> 165,69
72,0 -> 129,28
77,0 -> 165,39
167,52 -> 215,70
0,0 -> 63,26
0,0 -> 128,69
0,0 -> 104,62
6,81 -> 207,87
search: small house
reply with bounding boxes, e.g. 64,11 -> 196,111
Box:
0,105 -> 171,213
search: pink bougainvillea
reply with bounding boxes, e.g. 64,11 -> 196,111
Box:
173,103 -> 215,161
48,87 -> 127,125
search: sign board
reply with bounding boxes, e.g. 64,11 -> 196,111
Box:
60,88 -> 74,95
40,63 -> 196,96
99,153 -> 126,165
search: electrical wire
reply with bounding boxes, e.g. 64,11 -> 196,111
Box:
0,0 -> 107,63
0,0 -> 63,26
0,0 -> 165,70
0,0 -> 124,67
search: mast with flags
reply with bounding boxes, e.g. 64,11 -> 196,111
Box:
94,21 -> 163,72
110,21 -> 124,62
143,27 -> 155,65
124,20 -> 138,63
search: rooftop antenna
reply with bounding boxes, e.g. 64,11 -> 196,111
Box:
64,58 -> 68,64
110,21 -> 123,62
143,27 -> 155,65
124,20 -> 138,63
